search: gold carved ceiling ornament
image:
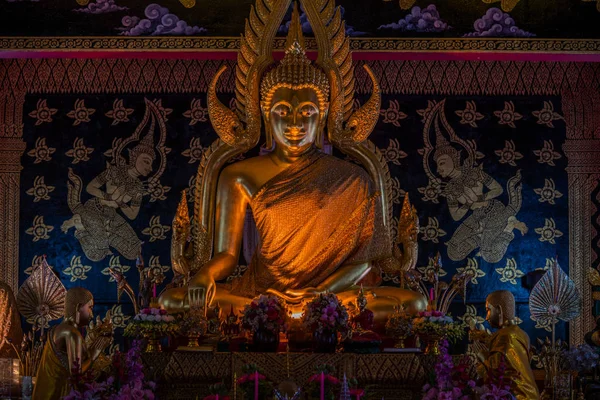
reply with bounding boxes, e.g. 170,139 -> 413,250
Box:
194,0 -> 393,272
16,256 -> 66,333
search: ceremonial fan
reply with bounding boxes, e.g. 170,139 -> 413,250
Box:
529,257 -> 581,343
16,255 -> 67,336
529,257 -> 581,398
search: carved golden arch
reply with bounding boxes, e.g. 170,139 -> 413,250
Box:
0,58 -> 599,345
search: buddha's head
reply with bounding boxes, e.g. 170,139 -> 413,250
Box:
64,287 -> 94,326
260,40 -> 329,156
485,290 -> 516,329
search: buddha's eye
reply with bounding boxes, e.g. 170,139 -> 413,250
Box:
273,105 -> 290,117
300,106 -> 317,117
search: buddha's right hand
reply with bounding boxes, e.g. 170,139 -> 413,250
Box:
189,271 -> 216,309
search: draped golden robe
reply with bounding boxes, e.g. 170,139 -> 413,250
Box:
33,330 -> 70,400
230,150 -> 389,297
477,325 -> 539,400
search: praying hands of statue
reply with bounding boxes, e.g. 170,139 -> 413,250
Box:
471,340 -> 489,364
85,313 -> 113,361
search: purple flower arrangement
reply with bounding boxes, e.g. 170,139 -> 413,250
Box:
422,341 -> 515,400
563,343 -> 600,373
241,295 -> 288,335
302,293 -> 350,335
65,340 -> 156,400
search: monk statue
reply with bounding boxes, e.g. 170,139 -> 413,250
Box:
0,280 -> 22,359
473,290 -> 539,400
33,287 -> 112,400
159,0 -> 426,328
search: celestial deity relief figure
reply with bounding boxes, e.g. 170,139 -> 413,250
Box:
62,99 -> 168,262
160,0 -> 426,327
473,290 -> 539,400
423,102 -> 526,263
33,288 -> 112,400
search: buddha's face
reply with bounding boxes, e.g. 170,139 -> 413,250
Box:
267,87 -> 323,156
435,154 -> 455,178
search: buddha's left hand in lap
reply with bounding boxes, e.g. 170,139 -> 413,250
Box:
267,287 -> 325,304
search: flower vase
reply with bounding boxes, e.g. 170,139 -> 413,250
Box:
187,332 -> 200,348
313,330 -> 338,353
253,329 -> 279,352
420,334 -> 443,356
394,335 -> 407,349
144,332 -> 162,353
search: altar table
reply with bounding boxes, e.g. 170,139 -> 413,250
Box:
142,351 -> 433,400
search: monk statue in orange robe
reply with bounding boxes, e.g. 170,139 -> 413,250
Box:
473,290 -> 539,400
159,0 -> 426,329
33,288 -> 112,400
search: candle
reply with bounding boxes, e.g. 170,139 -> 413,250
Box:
216,395 -> 219,400
153,283 -> 157,299
233,372 -> 237,400
429,288 -> 434,302
254,371 -> 259,400
320,372 -> 325,400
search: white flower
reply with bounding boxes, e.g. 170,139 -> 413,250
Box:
430,316 -> 440,322
147,315 -> 156,322
134,315 -> 141,321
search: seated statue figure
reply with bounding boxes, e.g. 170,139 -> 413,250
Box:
33,288 -> 112,400
474,290 -> 539,400
159,0 -> 426,329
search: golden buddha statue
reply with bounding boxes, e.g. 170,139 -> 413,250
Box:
474,290 -> 539,400
159,0 -> 426,328
33,287 -> 112,400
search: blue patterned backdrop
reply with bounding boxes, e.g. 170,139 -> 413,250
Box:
19,92 -> 569,344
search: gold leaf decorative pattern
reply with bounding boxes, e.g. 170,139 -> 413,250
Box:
26,176 -> 55,203
455,101 -> 484,128
420,217 -> 446,243
495,140 -> 523,167
28,99 -> 57,126
533,140 -> 562,166
65,138 -> 94,164
535,218 -> 563,244
494,101 -> 522,128
183,99 -> 208,126
25,216 -> 53,242
456,258 -> 486,285
495,258 -> 524,285
380,139 -> 407,166
105,99 -> 134,126
458,304 -> 485,329
534,178 -> 563,205
532,101 -> 563,128
182,137 -> 204,164
142,216 -> 170,242
63,256 -> 92,282
101,256 -> 131,282
110,304 -> 130,329
27,138 -> 56,164
67,99 -> 95,126
380,100 -> 408,127
418,256 -> 447,281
